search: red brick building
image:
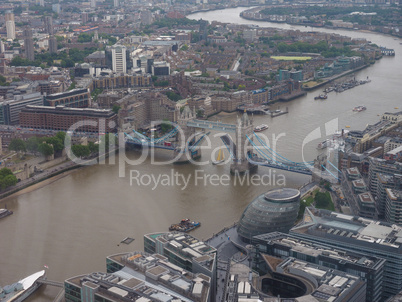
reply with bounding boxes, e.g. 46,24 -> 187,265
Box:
19,105 -> 117,133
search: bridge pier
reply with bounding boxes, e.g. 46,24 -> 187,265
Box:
173,147 -> 201,163
230,160 -> 258,174
230,111 -> 258,174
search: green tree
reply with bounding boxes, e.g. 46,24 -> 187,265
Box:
77,33 -> 93,43
44,137 -> 64,153
26,137 -> 40,153
9,139 -> 26,153
165,91 -> 182,102
72,144 -> 90,158
315,192 -> 330,209
38,143 -> 54,157
0,167 -> 13,178
2,174 -> 17,189
112,104 -> 121,114
160,119 -> 173,133
55,132 -> 66,146
88,141 -> 98,154
0,168 -> 17,190
0,75 -> 8,86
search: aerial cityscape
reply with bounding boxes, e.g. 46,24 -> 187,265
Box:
0,0 -> 401,301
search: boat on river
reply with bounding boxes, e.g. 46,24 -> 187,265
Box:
169,219 -> 201,232
317,140 -> 329,149
254,124 -> 269,132
0,270 -> 45,302
212,149 -> 225,165
353,105 -> 367,112
314,94 -> 327,100
0,208 -> 13,219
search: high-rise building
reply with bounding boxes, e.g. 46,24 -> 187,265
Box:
44,16 -> 54,35
111,45 -> 127,74
5,12 -> 16,40
81,12 -> 88,24
48,36 -> 57,54
52,4 -> 60,14
23,27 -> 35,61
140,10 -> 153,25
0,41 -> 5,54
386,189 -> 402,224
90,0 -> 96,8
243,29 -> 257,42
114,0 -> 119,7
199,19 -> 208,41
368,157 -> 402,217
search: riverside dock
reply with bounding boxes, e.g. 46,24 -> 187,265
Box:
237,104 -> 270,114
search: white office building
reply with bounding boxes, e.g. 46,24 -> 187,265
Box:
111,45 -> 127,74
5,12 -> 16,40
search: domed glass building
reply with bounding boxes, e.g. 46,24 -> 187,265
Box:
237,188 -> 300,243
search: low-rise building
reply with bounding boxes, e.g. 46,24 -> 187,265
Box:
144,232 -> 217,298
253,232 -> 385,302
19,105 -> 117,133
44,88 -> 91,108
258,255 -> 366,302
290,207 -> 402,299
65,251 -> 211,302
0,92 -> 44,125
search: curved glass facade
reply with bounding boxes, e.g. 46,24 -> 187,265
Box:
237,188 -> 300,242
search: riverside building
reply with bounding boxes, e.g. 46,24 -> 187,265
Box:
144,232 -> 217,298
252,232 -> 385,302
19,105 -> 117,133
290,207 -> 402,300
66,252 -> 211,302
237,188 -> 300,243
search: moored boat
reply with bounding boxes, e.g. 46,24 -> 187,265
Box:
317,140 -> 329,149
254,124 -> 269,132
0,270 -> 46,302
0,208 -> 13,219
169,219 -> 201,232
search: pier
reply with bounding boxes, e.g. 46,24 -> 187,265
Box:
237,104 -> 270,115
270,107 -> 289,117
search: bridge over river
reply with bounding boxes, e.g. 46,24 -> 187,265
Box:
124,106 -> 341,182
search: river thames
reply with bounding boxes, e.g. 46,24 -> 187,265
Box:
0,7 -> 401,301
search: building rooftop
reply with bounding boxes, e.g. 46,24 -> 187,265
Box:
291,207 -> 402,251
105,251 -> 210,302
253,232 -> 383,269
22,105 -> 115,118
262,256 -> 365,302
352,179 -> 366,188
358,192 -> 375,204
346,167 -> 360,176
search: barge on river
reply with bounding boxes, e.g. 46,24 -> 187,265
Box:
169,219 -> 201,232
